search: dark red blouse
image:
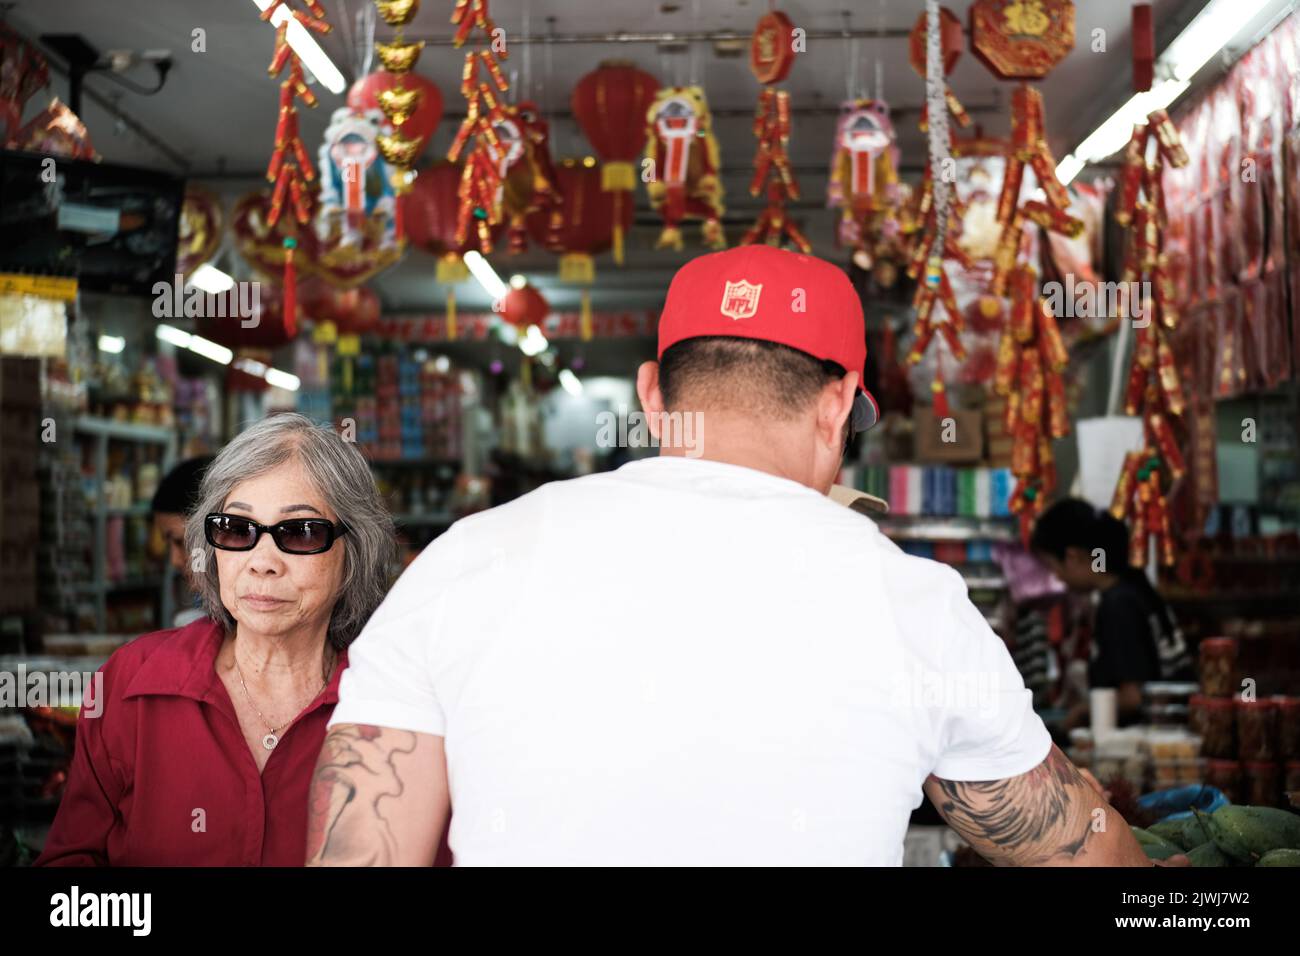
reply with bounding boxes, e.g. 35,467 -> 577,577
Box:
35,617 -> 346,867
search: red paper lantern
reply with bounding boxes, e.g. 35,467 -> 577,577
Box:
233,189 -> 319,281
305,282 -> 380,335
347,71 -> 443,159
969,0 -> 1075,80
571,61 -> 661,177
525,159 -> 629,256
197,288 -> 297,349
750,11 -> 797,85
499,284 -> 549,329
400,161 -> 503,256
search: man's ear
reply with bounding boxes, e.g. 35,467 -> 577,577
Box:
816,371 -> 859,451
636,360 -> 664,440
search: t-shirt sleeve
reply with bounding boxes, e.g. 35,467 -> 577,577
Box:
926,567 -> 1053,782
328,528 -> 462,737
1093,589 -> 1152,686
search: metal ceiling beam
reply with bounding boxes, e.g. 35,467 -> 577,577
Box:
400,29 -> 910,46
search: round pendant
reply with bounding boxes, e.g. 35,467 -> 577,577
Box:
262,732 -> 279,750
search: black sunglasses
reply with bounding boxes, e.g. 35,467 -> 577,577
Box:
204,513 -> 348,555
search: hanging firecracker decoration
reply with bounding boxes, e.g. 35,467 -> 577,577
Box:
904,1 -> 973,419
643,86 -> 725,251
447,0 -> 511,253
993,265 -> 1072,543
496,101 -> 562,255
363,0 -> 428,238
571,61 -> 661,265
0,24 -> 49,142
527,157 -> 630,342
259,0 -> 334,338
1110,109 -> 1190,567
909,7 -> 971,127
739,9 -> 807,252
827,99 -> 905,274
988,83 -> 1082,296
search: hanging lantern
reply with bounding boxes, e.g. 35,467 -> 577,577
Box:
499,283 -> 549,329
347,70 -> 442,160
571,61 -> 661,263
304,282 -> 380,336
197,287 -> 297,350
526,158 -> 628,340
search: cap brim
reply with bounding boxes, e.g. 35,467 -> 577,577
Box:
851,389 -> 880,432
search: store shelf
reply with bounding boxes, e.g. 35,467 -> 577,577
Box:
73,417 -> 174,445
963,575 -> 1008,590
875,517 -> 1017,543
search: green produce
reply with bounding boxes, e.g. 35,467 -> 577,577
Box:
1186,843 -> 1230,867
1256,848 -> 1300,867
1150,816 -> 1211,850
1132,828 -> 1183,860
1196,806 -> 1300,863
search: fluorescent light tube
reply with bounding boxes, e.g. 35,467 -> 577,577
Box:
463,250 -> 509,301
187,264 -> 235,294
251,0 -> 346,94
97,334 -> 125,354
559,369 -> 583,396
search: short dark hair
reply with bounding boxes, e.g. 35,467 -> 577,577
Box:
1030,497 -> 1130,568
150,456 -> 213,516
658,336 -> 845,422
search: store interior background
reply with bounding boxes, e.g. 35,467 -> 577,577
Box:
1,0 -> 1298,864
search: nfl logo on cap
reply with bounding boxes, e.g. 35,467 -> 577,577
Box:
720,280 -> 762,321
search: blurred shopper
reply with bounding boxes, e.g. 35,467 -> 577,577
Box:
37,414 -> 396,866
1031,498 -> 1191,728
310,246 -> 1151,867
151,455 -> 213,627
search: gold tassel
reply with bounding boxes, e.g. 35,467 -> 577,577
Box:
580,289 -> 593,342
446,289 -> 457,341
559,253 -> 595,284
601,162 -> 636,191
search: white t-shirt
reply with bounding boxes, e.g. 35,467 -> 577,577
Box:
331,456 -> 1051,865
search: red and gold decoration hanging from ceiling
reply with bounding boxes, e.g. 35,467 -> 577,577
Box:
644,86 -> 725,251
177,185 -> 224,278
259,0 -> 335,338
0,24 -> 49,143
827,100 -> 905,282
496,100 -> 562,254
572,61 -> 661,265
995,264 -> 1072,544
740,9 -> 808,253
969,0 -> 1075,80
364,0 -> 428,239
446,0 -> 511,254
527,157 -> 633,340
1110,111 -> 1190,567
904,4 -> 973,419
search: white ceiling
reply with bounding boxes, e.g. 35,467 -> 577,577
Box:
8,0 -> 1211,325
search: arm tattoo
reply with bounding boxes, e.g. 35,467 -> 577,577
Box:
306,724 -> 417,866
928,746 -> 1100,866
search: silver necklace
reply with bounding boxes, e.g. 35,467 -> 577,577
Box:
233,651 -> 328,750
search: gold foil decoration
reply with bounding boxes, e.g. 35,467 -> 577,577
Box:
377,85 -> 422,126
376,40 -> 424,74
374,0 -> 420,27
377,132 -> 421,166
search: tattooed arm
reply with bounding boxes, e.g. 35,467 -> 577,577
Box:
305,723 -> 449,866
923,745 -> 1150,866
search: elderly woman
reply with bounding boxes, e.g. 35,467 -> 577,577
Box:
37,413 -> 396,866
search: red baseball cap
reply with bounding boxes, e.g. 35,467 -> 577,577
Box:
658,245 -> 879,430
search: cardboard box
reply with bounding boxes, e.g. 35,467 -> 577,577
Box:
913,407 -> 985,464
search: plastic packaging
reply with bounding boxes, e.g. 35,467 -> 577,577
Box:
1193,695 -> 1236,759
1197,637 -> 1237,697
1237,698 -> 1277,761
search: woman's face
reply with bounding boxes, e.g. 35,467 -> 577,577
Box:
215,460 -> 346,641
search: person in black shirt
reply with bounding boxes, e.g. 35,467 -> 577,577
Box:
1031,499 -> 1191,727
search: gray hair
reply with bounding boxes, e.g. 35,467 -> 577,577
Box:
184,412 -> 397,650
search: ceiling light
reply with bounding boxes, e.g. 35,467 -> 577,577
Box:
265,367 -> 301,391
463,250 -> 509,302
251,0 -> 346,94
519,324 -> 549,357
97,334 -> 125,354
1062,0 -> 1276,180
186,333 -> 235,365
186,263 -> 235,294
509,274 -> 527,290
559,368 -> 583,396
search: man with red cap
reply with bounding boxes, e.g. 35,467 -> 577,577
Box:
310,246 -> 1151,867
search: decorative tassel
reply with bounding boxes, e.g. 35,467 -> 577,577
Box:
446,290 -> 457,340
580,289 -> 592,342
282,237 -> 297,337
